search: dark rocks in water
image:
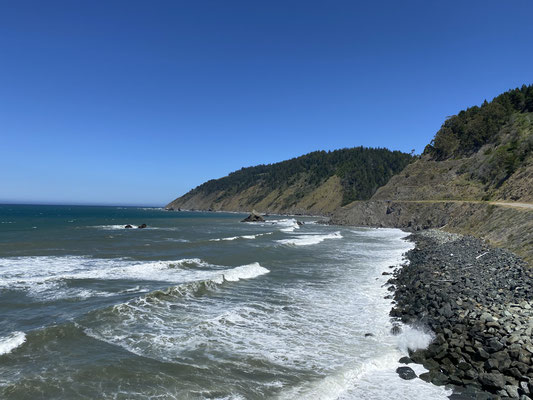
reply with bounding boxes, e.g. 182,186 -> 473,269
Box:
389,230 -> 533,397
364,333 -> 374,337
419,370 -> 449,386
399,356 -> 412,364
241,211 -> 265,223
296,220 -> 304,226
124,224 -> 133,228
138,224 -> 147,229
166,207 -> 174,211
390,324 -> 402,335
396,366 -> 417,380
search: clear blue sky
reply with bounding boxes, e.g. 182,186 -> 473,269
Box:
1,0 -> 532,206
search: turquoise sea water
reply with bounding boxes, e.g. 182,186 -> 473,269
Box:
0,205 -> 450,399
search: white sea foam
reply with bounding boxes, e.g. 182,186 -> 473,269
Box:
81,263 -> 270,359
209,232 -> 273,241
91,225 -> 180,231
277,231 -> 342,246
220,263 -> 269,282
8,223 -> 447,399
92,225 -> 136,230
164,238 -> 190,243
274,228 -> 449,400
396,325 -> 435,354
209,236 -> 240,241
259,218 -> 301,232
0,256 -> 213,299
0,331 -> 26,355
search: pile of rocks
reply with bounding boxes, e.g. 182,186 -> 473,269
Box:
390,230 -> 533,399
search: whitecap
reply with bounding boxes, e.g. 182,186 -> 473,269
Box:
209,232 -> 273,242
220,263 -> 269,282
0,331 -> 26,355
261,218 -> 301,232
0,256 -> 213,299
277,231 -> 342,246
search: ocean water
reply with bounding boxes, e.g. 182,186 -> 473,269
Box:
0,205 -> 451,399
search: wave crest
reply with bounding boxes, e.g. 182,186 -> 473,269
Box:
0,331 -> 26,356
277,231 -> 342,246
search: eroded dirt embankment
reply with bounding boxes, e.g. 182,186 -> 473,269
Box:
330,201 -> 533,265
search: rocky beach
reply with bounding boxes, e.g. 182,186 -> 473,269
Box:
389,230 -> 533,399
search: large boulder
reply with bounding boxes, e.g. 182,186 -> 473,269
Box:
396,366 -> 417,380
241,210 -> 265,223
138,223 -> 147,229
479,372 -> 506,391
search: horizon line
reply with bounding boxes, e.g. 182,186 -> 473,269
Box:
0,201 -> 163,208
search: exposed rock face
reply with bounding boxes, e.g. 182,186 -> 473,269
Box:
331,201 -> 533,265
241,211 -> 265,223
391,230 -> 533,398
138,224 -> 147,229
124,224 -> 133,229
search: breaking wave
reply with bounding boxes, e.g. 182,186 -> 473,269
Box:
79,262 -> 270,361
209,232 -> 273,241
277,231 -> 342,246
0,332 -> 26,356
0,256 -> 215,300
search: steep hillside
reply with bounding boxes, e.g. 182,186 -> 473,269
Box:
333,84 -> 533,262
373,112 -> 533,202
166,147 -> 413,214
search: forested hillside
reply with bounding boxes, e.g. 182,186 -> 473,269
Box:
166,147 -> 413,214
334,84 -> 533,263
373,85 -> 533,202
426,84 -> 533,160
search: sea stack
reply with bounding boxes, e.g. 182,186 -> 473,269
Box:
241,210 -> 265,223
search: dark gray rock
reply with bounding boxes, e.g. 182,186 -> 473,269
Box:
241,211 -> 265,223
396,366 -> 417,380
480,372 -> 506,390
488,338 -> 505,353
390,324 -> 402,335
389,231 -> 533,397
124,224 -> 133,228
138,223 -> 147,229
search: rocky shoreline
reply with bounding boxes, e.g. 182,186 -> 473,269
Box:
390,230 -> 533,399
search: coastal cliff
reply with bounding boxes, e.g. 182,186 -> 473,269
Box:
331,85 -> 533,263
166,147 -> 413,215
167,85 -> 533,261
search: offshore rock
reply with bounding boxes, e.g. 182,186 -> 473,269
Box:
241,210 -> 265,223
